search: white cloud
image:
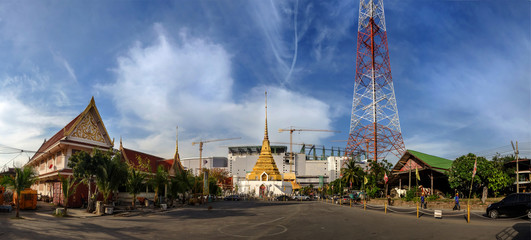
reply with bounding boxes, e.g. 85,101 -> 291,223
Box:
103,25 -> 334,159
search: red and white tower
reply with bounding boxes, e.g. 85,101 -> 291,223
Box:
345,0 -> 405,162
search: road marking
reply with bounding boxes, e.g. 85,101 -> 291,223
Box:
218,217 -> 288,238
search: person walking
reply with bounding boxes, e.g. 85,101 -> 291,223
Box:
420,192 -> 426,209
453,193 -> 460,210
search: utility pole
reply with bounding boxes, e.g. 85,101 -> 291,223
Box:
511,141 -> 519,193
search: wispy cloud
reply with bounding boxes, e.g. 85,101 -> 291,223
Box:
100,24 -> 335,158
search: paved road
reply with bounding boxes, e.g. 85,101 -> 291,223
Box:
1,201 -> 530,239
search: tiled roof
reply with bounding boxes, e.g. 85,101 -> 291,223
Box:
121,147 -> 170,173
33,113 -> 82,160
392,149 -> 453,174
407,150 -> 453,170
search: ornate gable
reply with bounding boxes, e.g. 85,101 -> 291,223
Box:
65,97 -> 113,146
70,112 -> 106,143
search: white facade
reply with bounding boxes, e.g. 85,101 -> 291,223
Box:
235,180 -> 292,197
181,156 -> 228,176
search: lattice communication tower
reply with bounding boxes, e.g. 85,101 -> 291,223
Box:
345,0 -> 406,162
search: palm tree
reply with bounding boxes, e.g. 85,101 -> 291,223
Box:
59,175 -> 79,216
96,154 -> 128,204
341,160 -> 365,190
150,165 -> 169,206
126,169 -> 145,209
1,166 -> 37,218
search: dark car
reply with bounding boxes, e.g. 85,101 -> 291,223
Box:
486,193 -> 531,219
224,195 -> 240,201
276,195 -> 291,201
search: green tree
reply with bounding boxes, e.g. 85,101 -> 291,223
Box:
448,154 -> 490,198
487,169 -> 512,197
1,166 -> 37,218
126,168 -> 146,209
364,159 -> 392,198
95,152 -> 128,204
59,175 -> 80,216
150,165 -> 169,205
68,149 -> 106,211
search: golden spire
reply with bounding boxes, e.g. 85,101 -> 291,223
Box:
264,91 -> 269,140
247,91 -> 282,181
174,126 -> 180,160
172,126 -> 184,173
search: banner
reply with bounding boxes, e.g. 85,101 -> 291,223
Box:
384,173 -> 388,184
364,176 -> 368,185
472,158 -> 477,178
415,167 -> 420,181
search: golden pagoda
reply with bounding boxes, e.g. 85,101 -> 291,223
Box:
246,92 -> 283,181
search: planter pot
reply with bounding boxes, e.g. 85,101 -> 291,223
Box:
105,207 -> 114,215
55,208 -> 65,215
160,204 -> 167,210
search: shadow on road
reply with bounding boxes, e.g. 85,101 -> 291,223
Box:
496,223 -> 531,240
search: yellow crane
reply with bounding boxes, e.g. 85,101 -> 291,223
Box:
192,137 -> 241,170
278,128 -> 340,173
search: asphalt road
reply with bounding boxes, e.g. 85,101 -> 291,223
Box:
1,201 -> 530,239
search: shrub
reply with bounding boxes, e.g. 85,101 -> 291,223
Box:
404,189 -> 416,202
427,194 -> 439,201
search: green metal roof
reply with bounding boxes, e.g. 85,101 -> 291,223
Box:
407,149 -> 453,171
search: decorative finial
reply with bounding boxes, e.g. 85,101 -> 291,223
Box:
120,136 -> 123,148
264,91 -> 269,140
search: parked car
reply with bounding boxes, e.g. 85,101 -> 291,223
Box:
224,195 -> 240,201
486,193 -> 531,219
336,195 -> 352,205
292,195 -> 310,201
276,195 -> 291,201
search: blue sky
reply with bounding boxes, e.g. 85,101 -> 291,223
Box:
0,0 -> 529,167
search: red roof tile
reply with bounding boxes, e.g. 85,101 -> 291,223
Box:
32,113 -> 83,161
121,147 -> 170,173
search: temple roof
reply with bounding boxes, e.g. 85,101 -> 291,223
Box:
120,145 -> 172,174
392,149 -> 453,174
29,97 -> 113,164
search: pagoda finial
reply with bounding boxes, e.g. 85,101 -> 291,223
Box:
119,136 -> 123,149
264,91 -> 268,140
174,126 -> 179,159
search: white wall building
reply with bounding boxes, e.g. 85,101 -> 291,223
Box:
181,156 -> 228,176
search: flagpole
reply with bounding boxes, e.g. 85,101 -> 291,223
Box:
467,156 -> 477,223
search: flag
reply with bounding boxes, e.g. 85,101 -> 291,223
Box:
472,158 -> 477,178
384,173 -> 388,184
364,176 -> 368,185
415,167 -> 420,181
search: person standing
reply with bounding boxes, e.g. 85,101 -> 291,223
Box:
420,193 -> 426,209
454,193 -> 460,210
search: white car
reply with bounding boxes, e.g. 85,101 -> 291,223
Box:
292,195 -> 310,201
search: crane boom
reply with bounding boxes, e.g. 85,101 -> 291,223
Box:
192,137 -> 241,145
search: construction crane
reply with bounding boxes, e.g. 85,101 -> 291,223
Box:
192,137 -> 240,170
278,128 -> 340,173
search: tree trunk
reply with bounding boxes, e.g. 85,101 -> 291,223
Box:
481,186 -> 488,204
64,201 -> 68,216
132,193 -> 136,209
86,178 -> 92,212
154,189 -> 159,206
16,191 -> 20,218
